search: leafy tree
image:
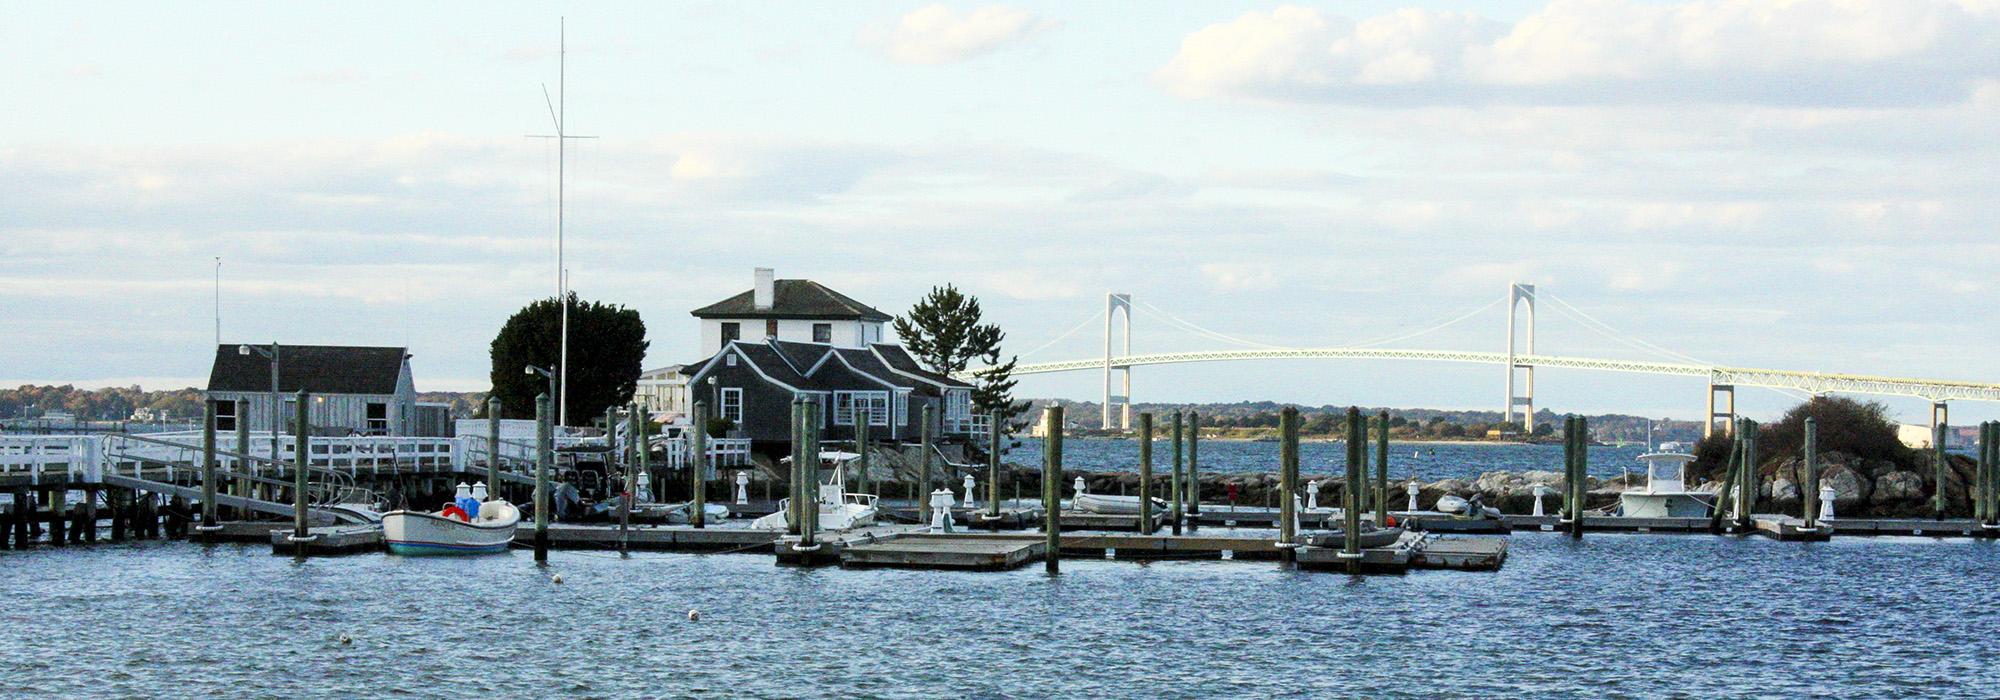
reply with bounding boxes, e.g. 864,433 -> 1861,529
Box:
893,285 -> 1028,430
1692,395 -> 1914,478
488,293 -> 648,427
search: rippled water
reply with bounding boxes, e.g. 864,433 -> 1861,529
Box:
1011,438 -> 1649,480
6,534 -> 1997,698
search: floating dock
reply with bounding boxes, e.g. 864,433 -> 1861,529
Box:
841,533 -> 1044,571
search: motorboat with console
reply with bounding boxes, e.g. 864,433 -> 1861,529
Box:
750,451 -> 878,531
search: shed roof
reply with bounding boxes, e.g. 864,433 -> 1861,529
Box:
207,344 -> 409,395
689,279 -> 892,321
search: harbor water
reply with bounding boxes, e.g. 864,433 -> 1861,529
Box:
1011,437 -> 1649,480
5,534 -> 1997,697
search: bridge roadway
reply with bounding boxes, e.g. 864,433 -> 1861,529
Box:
999,348 -> 2000,403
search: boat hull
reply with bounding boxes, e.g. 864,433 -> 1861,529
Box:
382,503 -> 518,556
1071,493 -> 1168,515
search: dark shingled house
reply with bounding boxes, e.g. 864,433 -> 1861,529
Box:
680,339 -> 976,445
204,344 -> 431,436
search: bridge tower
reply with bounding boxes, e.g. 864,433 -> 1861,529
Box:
1103,293 -> 1132,431
1504,283 -> 1536,432
1705,382 -> 1736,438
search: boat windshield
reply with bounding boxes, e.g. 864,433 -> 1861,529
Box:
1645,459 -> 1687,492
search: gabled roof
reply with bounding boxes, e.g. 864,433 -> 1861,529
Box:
690,279 -> 892,322
729,342 -> 820,390
767,340 -> 835,375
870,344 -> 974,389
831,347 -> 933,395
207,345 -> 408,395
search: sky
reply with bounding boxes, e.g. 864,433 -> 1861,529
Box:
2,0 -> 1997,424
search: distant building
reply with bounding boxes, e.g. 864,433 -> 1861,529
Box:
204,344 -> 445,437
639,267 -> 896,420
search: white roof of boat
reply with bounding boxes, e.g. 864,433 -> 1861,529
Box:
1637,451 -> 1696,463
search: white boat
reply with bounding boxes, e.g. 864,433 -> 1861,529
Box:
750,451 -> 878,531
1070,492 -> 1169,515
1617,442 -> 1714,518
383,499 -> 520,556
1434,494 -> 1503,519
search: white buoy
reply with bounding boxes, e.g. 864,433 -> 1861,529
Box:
552,573 -> 564,584
687,609 -> 700,621
338,633 -> 352,645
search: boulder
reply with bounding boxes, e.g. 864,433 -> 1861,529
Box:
1871,471 -> 1926,507
1811,462 -> 1867,511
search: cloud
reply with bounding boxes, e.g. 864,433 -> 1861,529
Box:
1200,263 -> 1279,292
863,4 -> 1056,64
1157,0 -> 2000,106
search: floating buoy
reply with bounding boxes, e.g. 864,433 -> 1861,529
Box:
687,609 -> 700,621
338,633 -> 352,645
552,573 -> 564,584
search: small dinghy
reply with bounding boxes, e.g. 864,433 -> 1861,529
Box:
1435,493 -> 1503,519
383,483 -> 519,556
1071,492 -> 1170,515
1302,523 -> 1407,549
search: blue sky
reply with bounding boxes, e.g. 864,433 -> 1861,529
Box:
3,1 -> 1997,424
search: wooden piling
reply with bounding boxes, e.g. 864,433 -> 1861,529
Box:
690,401 -> 708,527
806,400 -> 822,544
486,397 -> 502,501
620,404 -> 637,554
234,399 -> 251,518
290,391 -> 311,554
1344,407 -> 1363,574
82,486 -> 97,543
920,403 -> 935,524
1803,417 -> 1820,528
1708,424 -> 1743,534
987,408 -> 1002,531
49,485 -> 67,547
1741,419 -> 1758,530
1278,406 -> 1299,559
854,413 -> 870,497
200,400 -> 219,534
1933,422 -> 1948,521
1138,412 -> 1154,535
1042,405 -> 1063,574
534,393 -> 551,563
1983,422 -> 1996,527
1375,410 -> 1390,525
1170,411 -> 1184,536
109,488 -> 126,542
1186,411 -> 1200,516
789,397 -> 805,537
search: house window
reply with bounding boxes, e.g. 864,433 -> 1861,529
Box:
812,323 -> 832,343
765,319 -> 779,338
834,391 -> 890,426
365,402 -> 389,435
725,353 -> 738,367
214,400 -> 237,431
893,390 -> 909,426
946,389 -> 972,419
719,387 -> 744,423
720,322 -> 740,343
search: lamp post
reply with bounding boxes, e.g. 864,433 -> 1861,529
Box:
238,343 -> 281,468
525,365 -> 558,425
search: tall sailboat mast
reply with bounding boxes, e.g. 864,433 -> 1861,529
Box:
531,18 -> 593,426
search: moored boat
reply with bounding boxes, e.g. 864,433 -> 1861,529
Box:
383,484 -> 519,555
1070,492 -> 1170,515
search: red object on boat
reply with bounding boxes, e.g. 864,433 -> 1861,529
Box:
441,504 -> 469,522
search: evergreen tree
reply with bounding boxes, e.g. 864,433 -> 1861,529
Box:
893,285 -> 1028,431
488,293 -> 648,426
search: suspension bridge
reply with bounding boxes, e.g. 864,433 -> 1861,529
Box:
987,283 -> 2000,436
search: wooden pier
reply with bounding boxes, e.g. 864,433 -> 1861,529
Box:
842,533 -> 1044,571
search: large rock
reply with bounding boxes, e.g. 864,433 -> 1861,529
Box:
1819,463 -> 1870,512
1871,471 -> 1926,507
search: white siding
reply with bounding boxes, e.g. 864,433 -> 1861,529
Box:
699,318 -> 883,355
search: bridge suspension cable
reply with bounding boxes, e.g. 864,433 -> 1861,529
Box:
1540,292 -> 1814,401
1015,307 -> 1106,360
1133,299 -> 1284,350
1337,295 -> 1505,349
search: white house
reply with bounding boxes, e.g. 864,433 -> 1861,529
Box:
638,268 -> 894,418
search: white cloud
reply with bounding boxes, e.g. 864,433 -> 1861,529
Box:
1158,0 -> 2000,106
863,4 -> 1056,65
1200,263 -> 1280,293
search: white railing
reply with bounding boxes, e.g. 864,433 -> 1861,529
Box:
6,431 -> 759,484
0,436 -> 100,483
